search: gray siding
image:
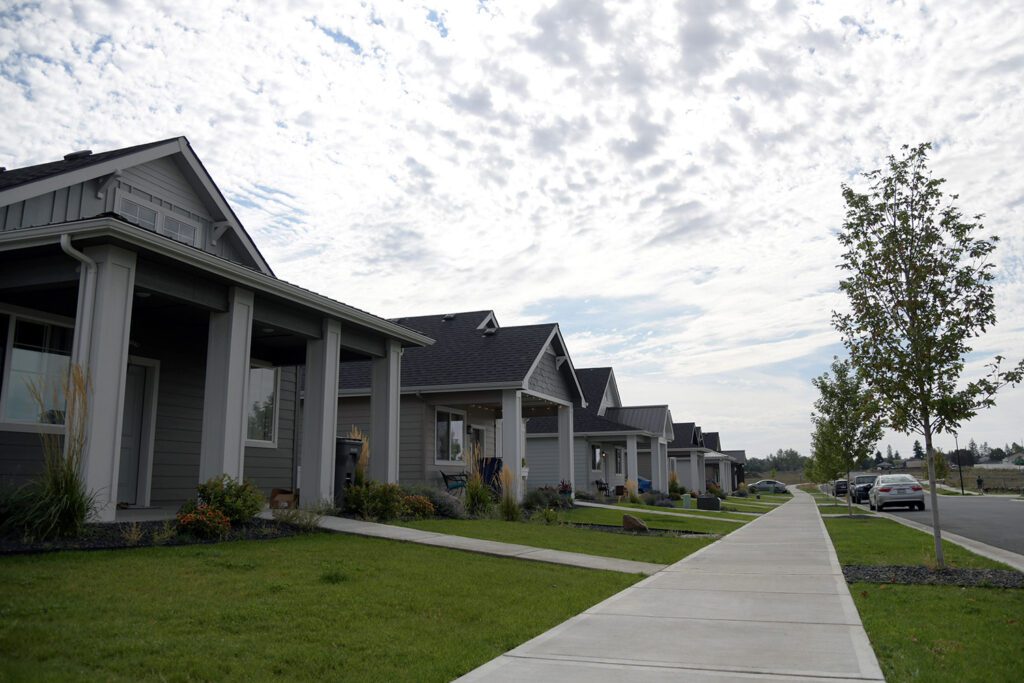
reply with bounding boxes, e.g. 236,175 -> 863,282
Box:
527,347 -> 572,402
0,431 -> 47,485
337,395 -> 428,486
526,436 -> 560,489
244,366 -> 298,495
573,436 -> 593,492
638,452 -> 652,481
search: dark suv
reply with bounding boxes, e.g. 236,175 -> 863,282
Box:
851,474 -> 878,503
833,479 -> 848,496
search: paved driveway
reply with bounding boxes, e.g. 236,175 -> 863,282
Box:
883,495 -> 1024,555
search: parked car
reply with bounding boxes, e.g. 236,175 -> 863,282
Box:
832,479 -> 849,496
749,480 -> 787,494
869,474 -> 925,511
851,474 -> 878,503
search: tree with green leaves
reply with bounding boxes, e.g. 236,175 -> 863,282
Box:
833,142 -> 1024,567
811,357 -> 884,515
912,440 -> 924,459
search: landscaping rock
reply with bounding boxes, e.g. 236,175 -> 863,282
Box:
622,514 -> 649,533
843,564 -> 1024,589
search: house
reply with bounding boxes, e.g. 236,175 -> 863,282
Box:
667,422 -> 708,494
0,137 -> 431,521
527,367 -> 674,494
336,310 -> 583,499
702,433 -> 746,494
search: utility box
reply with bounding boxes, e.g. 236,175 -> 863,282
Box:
334,437 -> 363,507
681,493 -> 692,509
696,495 -> 721,511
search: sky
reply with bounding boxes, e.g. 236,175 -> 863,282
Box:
1,0 -> 1022,460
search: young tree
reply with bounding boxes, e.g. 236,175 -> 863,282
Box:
913,440 -> 925,459
874,450 -> 883,465
833,143 -> 1024,567
811,357 -> 884,516
886,445 -> 894,462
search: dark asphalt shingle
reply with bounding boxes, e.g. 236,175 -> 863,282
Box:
0,138 -> 179,191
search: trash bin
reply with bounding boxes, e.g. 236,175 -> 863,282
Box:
681,494 -> 692,509
334,437 -> 363,507
696,494 -> 721,511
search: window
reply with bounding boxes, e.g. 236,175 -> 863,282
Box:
435,408 -> 465,462
591,446 -> 603,471
117,188 -> 202,247
246,365 -> 278,445
119,197 -> 158,230
1,317 -> 73,424
614,448 -> 623,475
162,216 -> 198,245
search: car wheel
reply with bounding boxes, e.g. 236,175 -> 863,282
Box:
918,502 -> 926,511
877,503 -> 884,511
869,501 -> 875,511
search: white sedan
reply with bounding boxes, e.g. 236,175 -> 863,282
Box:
869,474 -> 925,511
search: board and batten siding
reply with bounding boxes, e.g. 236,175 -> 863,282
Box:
526,346 -> 573,402
1,158 -> 255,268
244,367 -> 298,495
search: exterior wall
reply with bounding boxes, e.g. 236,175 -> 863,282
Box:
526,346 -> 572,402
525,436 -> 560,489
573,436 -> 593,492
338,394 -> 432,487
638,451 -> 652,480
1,158 -> 256,268
243,366 -> 298,495
0,431 -> 46,485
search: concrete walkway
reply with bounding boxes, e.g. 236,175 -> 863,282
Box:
575,500 -> 750,522
275,512 -> 666,575
458,489 -> 884,682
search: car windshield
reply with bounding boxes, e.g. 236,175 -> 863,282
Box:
855,476 -> 877,484
879,475 -> 916,484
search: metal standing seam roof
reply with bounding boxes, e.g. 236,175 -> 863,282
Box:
603,406 -> 674,440
338,311 -> 570,392
723,449 -> 747,464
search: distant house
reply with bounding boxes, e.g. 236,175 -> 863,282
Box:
0,138 -> 431,520
668,423 -> 708,494
527,367 -> 674,494
336,310 -> 583,499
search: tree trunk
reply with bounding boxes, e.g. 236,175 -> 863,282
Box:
847,466 -> 853,517
923,427 -> 945,568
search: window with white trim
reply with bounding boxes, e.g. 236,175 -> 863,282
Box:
435,408 -> 466,463
591,446 -> 603,471
614,448 -> 623,475
0,316 -> 73,424
246,364 -> 279,446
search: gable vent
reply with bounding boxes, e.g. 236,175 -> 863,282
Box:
64,150 -> 93,160
441,313 -> 456,321
481,327 -> 497,336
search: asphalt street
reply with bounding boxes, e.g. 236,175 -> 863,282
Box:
880,495 -> 1024,555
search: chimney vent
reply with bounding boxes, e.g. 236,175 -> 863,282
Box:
64,150 -> 93,161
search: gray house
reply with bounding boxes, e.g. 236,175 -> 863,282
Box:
0,138 -> 431,521
336,310 -> 583,499
527,367 -> 674,494
668,422 -> 708,494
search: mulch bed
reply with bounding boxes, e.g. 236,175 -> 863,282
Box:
0,518 -> 307,556
560,521 -> 718,539
843,564 -> 1024,589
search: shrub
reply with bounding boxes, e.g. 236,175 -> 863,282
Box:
640,492 -> 659,506
735,483 -> 749,498
196,474 -> 264,524
402,494 -> 435,519
623,479 -> 641,504
498,466 -> 520,522
273,506 -> 324,532
152,520 -> 178,545
347,425 -> 370,487
707,483 -> 727,500
654,498 -> 674,508
400,484 -> 466,519
464,476 -> 493,517
668,471 -> 681,496
369,482 -> 407,521
120,522 -> 144,546
574,490 -> 595,501
177,503 -> 230,539
344,483 -> 374,519
669,492 -> 682,501
523,487 -> 566,511
537,507 -> 559,524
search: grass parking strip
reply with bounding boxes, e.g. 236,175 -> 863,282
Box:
823,517 -> 1008,569
563,506 -> 742,535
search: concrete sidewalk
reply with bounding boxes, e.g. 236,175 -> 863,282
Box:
266,512 -> 666,575
458,489 -> 884,682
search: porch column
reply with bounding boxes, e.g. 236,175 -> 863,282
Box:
199,287 -> 253,482
557,404 -> 574,491
690,451 -> 702,494
299,318 -> 342,505
651,438 -> 666,492
626,434 -> 638,482
501,389 -> 523,501
80,245 -> 136,522
369,339 -> 401,483
719,458 -> 732,493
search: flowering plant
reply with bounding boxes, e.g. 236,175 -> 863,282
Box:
557,479 -> 573,495
177,503 -> 231,539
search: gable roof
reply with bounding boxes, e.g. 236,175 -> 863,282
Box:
604,405 -> 675,441
0,137 -> 273,275
338,310 -> 583,397
526,410 -> 648,436
668,422 -> 696,449
703,431 -> 722,452
575,367 -> 613,410
723,449 -> 747,464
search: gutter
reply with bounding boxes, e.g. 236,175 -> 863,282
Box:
59,234 -> 96,366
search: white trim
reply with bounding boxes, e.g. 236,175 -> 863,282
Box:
113,186 -> 203,248
245,361 -> 280,448
590,445 -> 604,472
521,388 -> 574,407
433,406 -> 468,465
522,325 -> 588,409
475,311 -> 499,330
125,355 -> 160,508
469,423 -> 488,459
0,312 -> 74,431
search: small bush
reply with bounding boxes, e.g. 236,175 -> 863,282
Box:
196,474 -> 264,524
401,485 -> 465,519
464,476 -> 494,517
640,492 -> 659,506
523,487 -> 568,511
120,522 -> 144,546
369,482 -> 406,521
669,492 -> 682,501
498,466 -> 520,522
654,498 -> 674,508
668,471 -> 681,496
536,507 -> 559,525
344,483 -> 374,519
152,520 -> 178,545
177,503 -> 230,539
273,506 -> 324,532
707,483 -> 727,500
402,494 -> 435,519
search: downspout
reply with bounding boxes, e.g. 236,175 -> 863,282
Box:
60,234 -> 97,367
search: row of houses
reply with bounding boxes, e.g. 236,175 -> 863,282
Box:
0,137 -> 745,522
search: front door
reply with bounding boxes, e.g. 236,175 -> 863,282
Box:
118,364 -> 147,506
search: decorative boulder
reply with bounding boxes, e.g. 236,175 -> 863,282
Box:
622,514 -> 649,532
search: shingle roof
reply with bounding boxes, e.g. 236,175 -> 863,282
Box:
526,410 -> 645,435
338,311 -> 559,391
703,431 -> 722,452
0,138 -> 179,191
668,422 -> 696,449
723,449 -> 746,464
574,367 -> 612,409
604,406 -> 673,440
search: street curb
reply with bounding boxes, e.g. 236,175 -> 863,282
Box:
875,510 -> 1024,573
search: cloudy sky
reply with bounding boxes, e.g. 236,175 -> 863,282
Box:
2,0 -> 1022,460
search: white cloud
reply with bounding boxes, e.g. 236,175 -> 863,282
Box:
1,0 -> 1022,459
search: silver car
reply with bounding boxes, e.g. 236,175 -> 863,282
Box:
869,474 -> 925,511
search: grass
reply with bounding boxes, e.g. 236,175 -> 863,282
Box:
396,518 -> 715,565
613,501 -> 754,521
823,517 -> 1007,570
818,503 -> 876,515
561,506 -> 743,535
0,534 -> 640,682
849,583 -> 1024,682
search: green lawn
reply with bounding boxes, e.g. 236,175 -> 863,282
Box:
0,534 -> 640,682
818,503 -> 876,515
613,501 -> 754,521
823,517 -> 1007,569
849,583 -> 1024,682
396,518 -> 714,565
562,506 -> 742,535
